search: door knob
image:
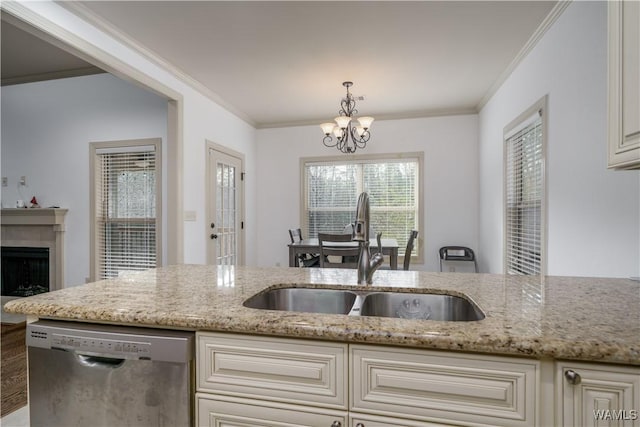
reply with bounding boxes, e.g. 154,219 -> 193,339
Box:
210,234 -> 218,240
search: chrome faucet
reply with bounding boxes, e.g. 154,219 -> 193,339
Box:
353,192 -> 384,285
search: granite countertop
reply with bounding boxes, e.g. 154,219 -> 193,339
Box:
4,265 -> 639,365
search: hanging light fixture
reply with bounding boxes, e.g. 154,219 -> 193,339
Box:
320,81 -> 374,154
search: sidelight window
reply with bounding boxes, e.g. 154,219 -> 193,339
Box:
504,97 -> 547,276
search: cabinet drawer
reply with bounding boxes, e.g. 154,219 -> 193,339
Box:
351,345 -> 539,427
350,413 -> 452,426
556,361 -> 640,427
197,332 -> 348,409
197,393 -> 347,427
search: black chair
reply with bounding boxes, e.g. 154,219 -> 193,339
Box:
318,233 -> 360,269
288,228 -> 320,268
402,230 -> 419,271
439,246 -> 478,272
380,230 -> 418,271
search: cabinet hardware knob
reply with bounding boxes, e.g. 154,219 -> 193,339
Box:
565,369 -> 581,385
330,422 -> 342,427
210,234 -> 218,240
210,222 -> 215,229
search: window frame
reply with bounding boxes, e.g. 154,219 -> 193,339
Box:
300,152 -> 424,266
89,138 -> 163,281
503,96 -> 548,276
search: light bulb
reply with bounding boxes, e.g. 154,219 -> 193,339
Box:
320,123 -> 335,135
334,116 -> 351,129
357,116 -> 374,129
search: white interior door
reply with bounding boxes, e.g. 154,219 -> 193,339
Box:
207,145 -> 243,266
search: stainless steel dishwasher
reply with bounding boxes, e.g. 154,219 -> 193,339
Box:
26,320 -> 194,427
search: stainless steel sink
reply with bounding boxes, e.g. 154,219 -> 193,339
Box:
243,287 -> 484,321
359,292 -> 485,321
243,287 -> 357,315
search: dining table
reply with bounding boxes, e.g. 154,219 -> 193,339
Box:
288,237 -> 399,270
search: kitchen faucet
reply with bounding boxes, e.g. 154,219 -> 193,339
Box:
353,192 -> 384,285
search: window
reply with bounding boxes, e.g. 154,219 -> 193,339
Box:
504,97 -> 547,275
302,153 -> 422,259
90,139 -> 161,280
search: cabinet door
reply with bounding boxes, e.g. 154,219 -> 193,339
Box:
608,0 -> 640,169
557,361 -> 640,426
197,332 -> 347,409
197,393 -> 347,427
351,345 -> 539,427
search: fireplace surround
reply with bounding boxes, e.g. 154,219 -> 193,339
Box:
1,208 -> 67,295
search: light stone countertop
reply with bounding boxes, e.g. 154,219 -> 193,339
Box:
4,264 -> 639,365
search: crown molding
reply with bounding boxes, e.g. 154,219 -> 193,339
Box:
59,1 -> 256,127
476,0 -> 572,111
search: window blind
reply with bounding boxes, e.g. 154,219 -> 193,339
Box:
95,146 -> 157,279
505,112 -> 543,275
304,158 -> 419,257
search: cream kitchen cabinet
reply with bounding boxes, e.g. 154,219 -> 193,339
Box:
196,332 -> 348,427
350,345 -> 540,427
556,361 -> 640,427
197,332 -> 640,426
197,394 -> 347,427
608,0 -> 640,169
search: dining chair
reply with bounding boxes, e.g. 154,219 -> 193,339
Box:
318,233 -> 360,269
403,230 -> 419,271
379,230 -> 418,271
288,228 -> 320,268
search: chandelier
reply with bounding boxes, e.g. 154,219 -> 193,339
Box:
320,81 -> 374,154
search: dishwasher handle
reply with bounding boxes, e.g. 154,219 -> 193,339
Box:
75,353 -> 125,369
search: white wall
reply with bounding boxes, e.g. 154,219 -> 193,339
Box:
1,74 -> 168,287
7,1 -> 258,269
479,1 -> 640,277
255,115 -> 479,271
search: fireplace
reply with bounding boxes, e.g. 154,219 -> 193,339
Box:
1,208 -> 67,296
1,247 -> 50,296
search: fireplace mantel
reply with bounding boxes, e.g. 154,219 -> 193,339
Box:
1,208 -> 68,226
1,208 -> 68,293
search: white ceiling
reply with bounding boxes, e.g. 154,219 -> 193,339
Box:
6,1 -> 558,128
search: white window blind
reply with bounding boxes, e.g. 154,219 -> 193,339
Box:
505,110 -> 544,275
303,157 -> 419,257
94,145 -> 158,279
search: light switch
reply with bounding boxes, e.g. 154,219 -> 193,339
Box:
184,210 -> 196,221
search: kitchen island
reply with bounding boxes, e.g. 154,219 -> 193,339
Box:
5,264 -> 638,364
5,265 -> 639,426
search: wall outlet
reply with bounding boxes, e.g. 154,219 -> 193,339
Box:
19,176 -> 26,186
1,177 -> 7,187
449,266 -> 456,272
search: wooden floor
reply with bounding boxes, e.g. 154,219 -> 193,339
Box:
1,322 -> 27,417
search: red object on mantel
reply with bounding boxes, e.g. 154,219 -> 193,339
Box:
30,196 -> 40,208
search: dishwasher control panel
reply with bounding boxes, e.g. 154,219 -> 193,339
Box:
50,333 -> 152,358
27,320 -> 194,363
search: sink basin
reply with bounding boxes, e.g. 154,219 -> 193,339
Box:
359,292 -> 485,321
243,287 -> 357,315
243,287 -> 484,321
